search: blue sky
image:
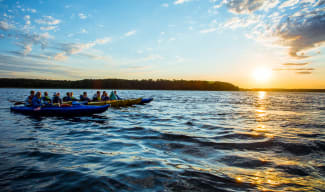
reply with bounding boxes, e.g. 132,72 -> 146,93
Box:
0,0 -> 324,88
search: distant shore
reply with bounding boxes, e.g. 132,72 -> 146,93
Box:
0,78 -> 239,91
1,78 -> 324,92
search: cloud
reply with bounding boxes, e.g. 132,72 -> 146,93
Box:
124,30 -> 136,37
162,3 -> 169,7
296,71 -> 312,74
35,16 -> 60,25
15,32 -> 54,55
0,54 -> 79,78
80,28 -> 88,33
274,11 -> 325,59
95,37 -> 112,44
220,0 -> 325,62
281,62 -> 309,66
279,0 -> 299,8
224,15 -> 260,29
273,67 -> 314,71
23,44 -> 32,55
24,15 -> 31,25
0,20 -> 14,30
174,0 -> 191,5
200,28 -> 216,34
53,52 -> 68,61
40,26 -> 57,31
220,0 -> 266,14
54,37 -> 112,60
78,13 -> 87,19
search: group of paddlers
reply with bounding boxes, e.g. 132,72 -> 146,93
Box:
25,90 -> 121,107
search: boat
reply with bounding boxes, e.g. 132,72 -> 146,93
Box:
87,98 -> 142,107
139,98 -> 153,104
10,104 -> 110,116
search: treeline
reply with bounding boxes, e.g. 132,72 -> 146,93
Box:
0,78 -> 240,91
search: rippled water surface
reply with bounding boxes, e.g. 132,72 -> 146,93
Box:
0,89 -> 324,191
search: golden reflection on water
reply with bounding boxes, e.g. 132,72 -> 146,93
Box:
225,91 -> 324,191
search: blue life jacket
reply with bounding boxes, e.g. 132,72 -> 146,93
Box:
32,96 -> 42,107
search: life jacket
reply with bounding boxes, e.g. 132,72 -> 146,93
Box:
109,91 -> 117,100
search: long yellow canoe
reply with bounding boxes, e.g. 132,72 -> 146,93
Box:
87,98 -> 142,107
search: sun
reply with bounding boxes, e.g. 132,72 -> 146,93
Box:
252,67 -> 272,83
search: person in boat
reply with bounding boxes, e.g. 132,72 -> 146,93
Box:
101,92 -> 110,101
41,91 -> 52,105
101,91 -> 107,101
32,91 -> 42,107
114,90 -> 121,100
80,92 -> 91,102
52,92 -> 62,105
69,92 -> 78,101
63,92 -> 70,102
25,90 -> 35,106
92,91 -> 101,101
109,90 -> 119,100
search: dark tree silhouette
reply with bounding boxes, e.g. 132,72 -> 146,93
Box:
0,78 -> 240,91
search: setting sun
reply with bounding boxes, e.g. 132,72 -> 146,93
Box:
252,67 -> 272,83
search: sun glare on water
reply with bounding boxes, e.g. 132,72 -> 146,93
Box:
252,67 -> 272,83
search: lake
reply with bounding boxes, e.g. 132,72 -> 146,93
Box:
0,88 -> 324,191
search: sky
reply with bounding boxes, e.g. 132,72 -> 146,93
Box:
0,0 -> 324,89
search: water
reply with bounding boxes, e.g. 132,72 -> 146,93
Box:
0,89 -> 324,191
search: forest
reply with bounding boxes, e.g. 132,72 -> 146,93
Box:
0,78 -> 240,91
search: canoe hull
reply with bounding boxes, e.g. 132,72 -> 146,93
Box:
139,98 -> 153,104
10,105 -> 110,116
87,98 -> 142,107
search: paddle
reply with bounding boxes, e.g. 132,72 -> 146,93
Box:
9,100 -> 25,105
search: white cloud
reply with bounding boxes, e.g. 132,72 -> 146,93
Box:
24,15 -> 31,25
55,37 -> 112,60
124,30 -> 136,37
0,20 -> 14,30
40,26 -> 57,31
35,16 -> 60,25
279,0 -> 299,8
23,44 -> 32,55
162,3 -> 169,7
200,28 -> 216,34
78,13 -> 87,19
174,0 -> 191,5
54,52 -> 67,61
80,28 -> 88,33
95,37 -> 112,44
224,15 -> 261,29
26,8 -> 36,13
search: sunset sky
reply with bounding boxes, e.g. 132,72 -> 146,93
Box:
0,0 -> 324,88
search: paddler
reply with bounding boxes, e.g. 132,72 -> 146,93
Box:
32,91 -> 42,107
80,92 -> 91,102
41,91 -> 52,105
69,92 -> 78,101
114,90 -> 121,100
101,92 -> 110,101
109,90 -> 117,100
63,92 -> 70,102
52,92 -> 62,105
92,91 -> 101,101
25,90 -> 35,106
